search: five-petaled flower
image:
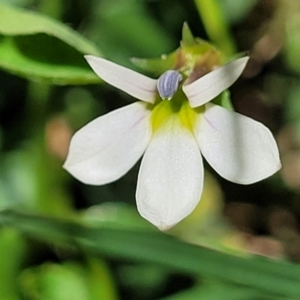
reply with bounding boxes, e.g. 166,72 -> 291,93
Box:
64,55 -> 281,230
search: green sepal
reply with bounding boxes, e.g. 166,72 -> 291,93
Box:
181,22 -> 197,47
131,23 -> 221,77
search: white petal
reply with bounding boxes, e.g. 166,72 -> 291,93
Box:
136,116 -> 204,230
85,55 -> 157,103
64,102 -> 152,185
194,104 -> 281,184
182,57 -> 249,108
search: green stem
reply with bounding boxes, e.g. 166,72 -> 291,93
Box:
194,0 -> 236,56
26,82 -> 50,134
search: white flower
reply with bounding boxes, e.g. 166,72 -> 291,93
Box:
64,55 -> 281,230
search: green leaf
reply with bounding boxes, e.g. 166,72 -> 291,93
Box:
20,263 -> 90,300
87,258 -> 119,300
0,2 -> 101,84
161,283 -> 267,300
20,260 -> 119,300
1,210 -> 300,299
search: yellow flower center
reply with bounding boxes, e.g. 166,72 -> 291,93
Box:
150,90 -> 204,133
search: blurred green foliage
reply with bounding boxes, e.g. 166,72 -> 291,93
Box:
0,1 -> 100,84
1,0 -> 300,299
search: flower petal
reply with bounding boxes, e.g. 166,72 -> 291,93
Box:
85,55 -> 157,103
64,102 -> 152,185
136,116 -> 204,230
194,104 -> 281,184
182,57 -> 249,108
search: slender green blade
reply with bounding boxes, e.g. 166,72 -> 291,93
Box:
1,209 -> 300,299
0,2 -> 101,84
